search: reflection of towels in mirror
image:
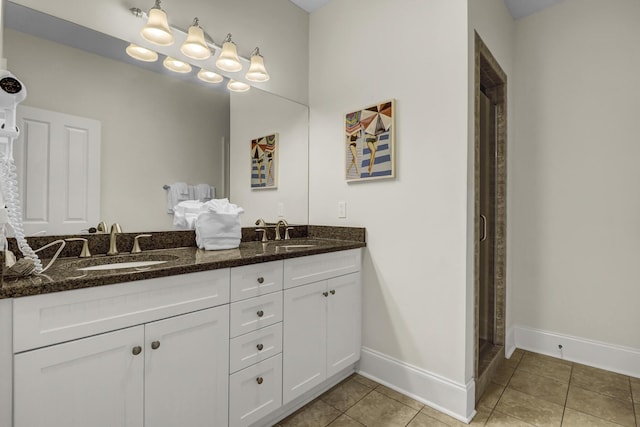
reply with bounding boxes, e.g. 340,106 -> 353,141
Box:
165,183 -> 215,213
194,183 -> 215,201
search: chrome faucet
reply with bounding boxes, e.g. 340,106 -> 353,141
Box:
107,223 -> 122,255
275,219 -> 292,241
255,218 -> 268,242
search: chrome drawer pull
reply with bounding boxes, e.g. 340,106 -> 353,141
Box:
257,310 -> 264,318
257,277 -> 265,284
257,343 -> 264,351
151,341 -> 161,350
132,346 -> 142,356
256,377 -> 264,385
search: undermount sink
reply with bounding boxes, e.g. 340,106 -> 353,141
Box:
70,253 -> 179,272
78,260 -> 170,271
279,244 -> 316,249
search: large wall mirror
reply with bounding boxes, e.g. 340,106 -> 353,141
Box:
3,1 -> 309,234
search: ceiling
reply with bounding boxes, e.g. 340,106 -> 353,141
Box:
289,0 -> 564,20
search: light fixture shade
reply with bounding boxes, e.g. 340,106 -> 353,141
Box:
197,69 -> 223,83
245,51 -> 270,82
216,37 -> 242,72
227,79 -> 250,92
141,6 -> 174,46
163,56 -> 192,73
125,43 -> 158,62
181,20 -> 211,60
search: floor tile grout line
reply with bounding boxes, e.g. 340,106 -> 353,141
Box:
630,374 -> 637,425
559,361 -> 574,426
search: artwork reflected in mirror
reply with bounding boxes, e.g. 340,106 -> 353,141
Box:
251,133 -> 278,189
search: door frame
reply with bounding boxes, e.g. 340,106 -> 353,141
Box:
474,32 -> 507,379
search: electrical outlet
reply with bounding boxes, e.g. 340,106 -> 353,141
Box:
338,201 -> 347,219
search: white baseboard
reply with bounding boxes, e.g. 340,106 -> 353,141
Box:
358,347 -> 476,423
505,326 -> 516,358
514,325 -> 640,378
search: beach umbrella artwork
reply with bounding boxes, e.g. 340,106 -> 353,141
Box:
359,101 -> 393,136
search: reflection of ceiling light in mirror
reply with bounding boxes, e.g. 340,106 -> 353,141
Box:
180,18 -> 211,60
227,79 -> 250,92
163,57 -> 192,73
216,34 -> 242,72
245,47 -> 270,82
141,0 -> 174,46
197,69 -> 223,84
125,43 -> 158,62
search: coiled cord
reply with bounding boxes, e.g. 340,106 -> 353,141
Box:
0,156 -> 43,273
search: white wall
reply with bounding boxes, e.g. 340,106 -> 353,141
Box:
512,0 -> 640,350
230,89 -> 309,226
309,0 -> 472,418
10,0 -> 309,105
5,29 -> 229,231
467,0 -> 516,370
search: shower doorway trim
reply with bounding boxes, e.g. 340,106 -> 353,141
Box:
474,32 -> 507,379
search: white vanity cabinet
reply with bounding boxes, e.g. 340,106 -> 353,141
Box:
12,270 -> 231,427
228,261 -> 284,427
8,246 -> 363,427
282,249 -> 362,405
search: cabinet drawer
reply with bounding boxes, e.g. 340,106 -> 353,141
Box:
230,261 -> 283,302
229,292 -> 282,338
13,269 -> 230,353
229,354 -> 282,427
230,323 -> 282,374
284,249 -> 361,289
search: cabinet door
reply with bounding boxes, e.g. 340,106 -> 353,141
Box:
327,273 -> 362,377
282,281 -> 327,405
144,306 -> 229,427
14,326 -> 144,427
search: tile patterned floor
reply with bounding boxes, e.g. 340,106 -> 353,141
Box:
275,349 -> 640,426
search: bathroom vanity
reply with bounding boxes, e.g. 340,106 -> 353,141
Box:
0,231 -> 364,427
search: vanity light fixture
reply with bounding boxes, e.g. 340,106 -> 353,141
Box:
227,79 -> 250,92
140,0 -> 174,46
216,34 -> 243,72
180,18 -> 211,60
125,43 -> 158,62
163,56 -> 192,73
197,69 -> 224,84
245,47 -> 270,82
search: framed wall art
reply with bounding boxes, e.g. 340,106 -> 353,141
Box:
345,99 -> 395,182
251,133 -> 278,189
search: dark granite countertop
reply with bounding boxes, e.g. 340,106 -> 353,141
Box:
1,236 -> 365,299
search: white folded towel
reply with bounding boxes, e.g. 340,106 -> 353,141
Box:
194,199 -> 244,250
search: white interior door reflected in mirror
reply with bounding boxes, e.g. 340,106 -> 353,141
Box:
15,105 -> 100,236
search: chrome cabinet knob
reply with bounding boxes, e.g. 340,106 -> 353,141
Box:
257,277 -> 264,284
323,292 -> 329,297
256,377 -> 264,385
257,310 -> 264,318
257,343 -> 264,351
132,346 -> 142,356
151,341 -> 161,350
330,290 -> 336,295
